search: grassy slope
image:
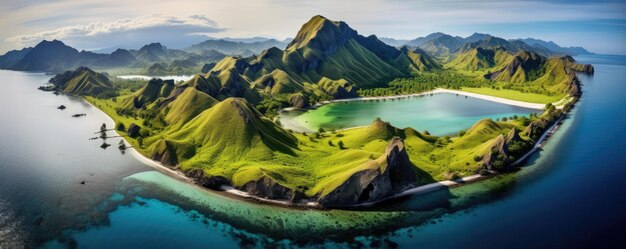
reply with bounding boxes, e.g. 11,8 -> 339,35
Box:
443,48 -> 583,104
85,94 -> 147,155
56,69 -> 116,97
78,15 -> 589,201
84,52 -> 581,199
90,88 -> 539,198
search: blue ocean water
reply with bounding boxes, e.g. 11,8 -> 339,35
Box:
0,54 -> 624,248
388,54 -> 626,248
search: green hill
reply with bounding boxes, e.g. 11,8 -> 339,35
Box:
252,69 -> 306,95
150,98 -> 299,173
419,34 -> 464,58
80,15 -> 593,207
209,15 -> 411,96
487,51 -> 544,83
125,78 -> 175,109
162,87 -> 218,126
401,47 -> 441,72
47,67 -> 116,97
142,63 -> 169,75
447,47 -> 511,71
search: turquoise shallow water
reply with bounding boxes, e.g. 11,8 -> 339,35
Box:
279,92 -> 540,135
0,54 -> 624,248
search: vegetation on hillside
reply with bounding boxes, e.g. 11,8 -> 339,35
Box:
49,15 -> 593,207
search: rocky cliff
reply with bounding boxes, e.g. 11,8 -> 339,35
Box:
318,137 -> 418,207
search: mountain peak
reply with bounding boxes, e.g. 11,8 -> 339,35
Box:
465,33 -> 493,43
140,42 -> 165,51
286,15 -> 357,52
35,39 -> 72,49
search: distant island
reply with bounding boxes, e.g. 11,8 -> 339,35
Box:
12,15 -> 593,208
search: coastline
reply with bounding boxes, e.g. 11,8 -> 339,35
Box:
84,88 -> 571,209
357,113 -> 567,207
282,88 -> 556,113
280,88 -> 555,133
85,100 -> 326,208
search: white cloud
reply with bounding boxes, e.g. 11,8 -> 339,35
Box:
6,14 -> 224,50
0,0 -> 624,54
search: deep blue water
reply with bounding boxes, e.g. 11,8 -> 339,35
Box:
390,54 -> 626,248
0,54 -> 625,248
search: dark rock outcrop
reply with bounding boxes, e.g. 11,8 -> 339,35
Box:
185,169 -> 232,189
329,83 -> 357,99
289,93 -> 309,108
318,137 -> 418,207
566,74 -> 582,97
522,121 -> 539,140
578,64 -> 594,74
150,139 -> 178,166
482,128 -> 531,171
237,176 -> 299,201
506,127 -> 523,144
481,135 -> 511,171
201,63 -> 216,73
562,55 -> 594,74
127,123 -> 141,138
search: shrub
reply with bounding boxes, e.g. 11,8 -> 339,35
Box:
328,141 -> 334,146
338,140 -> 345,150
116,123 -> 126,132
473,155 -> 482,162
491,153 -> 508,170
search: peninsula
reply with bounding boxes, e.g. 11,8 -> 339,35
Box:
23,15 -> 593,207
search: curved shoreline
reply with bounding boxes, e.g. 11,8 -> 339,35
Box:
85,90 -> 570,209
282,88 -> 556,114
355,112 -> 567,207
85,100 -> 327,208
280,88 -> 555,133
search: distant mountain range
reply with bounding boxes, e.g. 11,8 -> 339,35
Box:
78,15 -> 593,207
380,32 -> 592,57
0,38 -> 292,73
0,25 -> 591,74
185,38 -> 291,57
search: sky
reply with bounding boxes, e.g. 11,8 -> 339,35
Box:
0,0 -> 625,54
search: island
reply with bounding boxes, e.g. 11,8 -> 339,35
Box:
27,15 -> 593,208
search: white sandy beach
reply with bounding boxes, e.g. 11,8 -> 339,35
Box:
280,88 -> 557,133
307,88 -> 553,110
85,87 -> 568,208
